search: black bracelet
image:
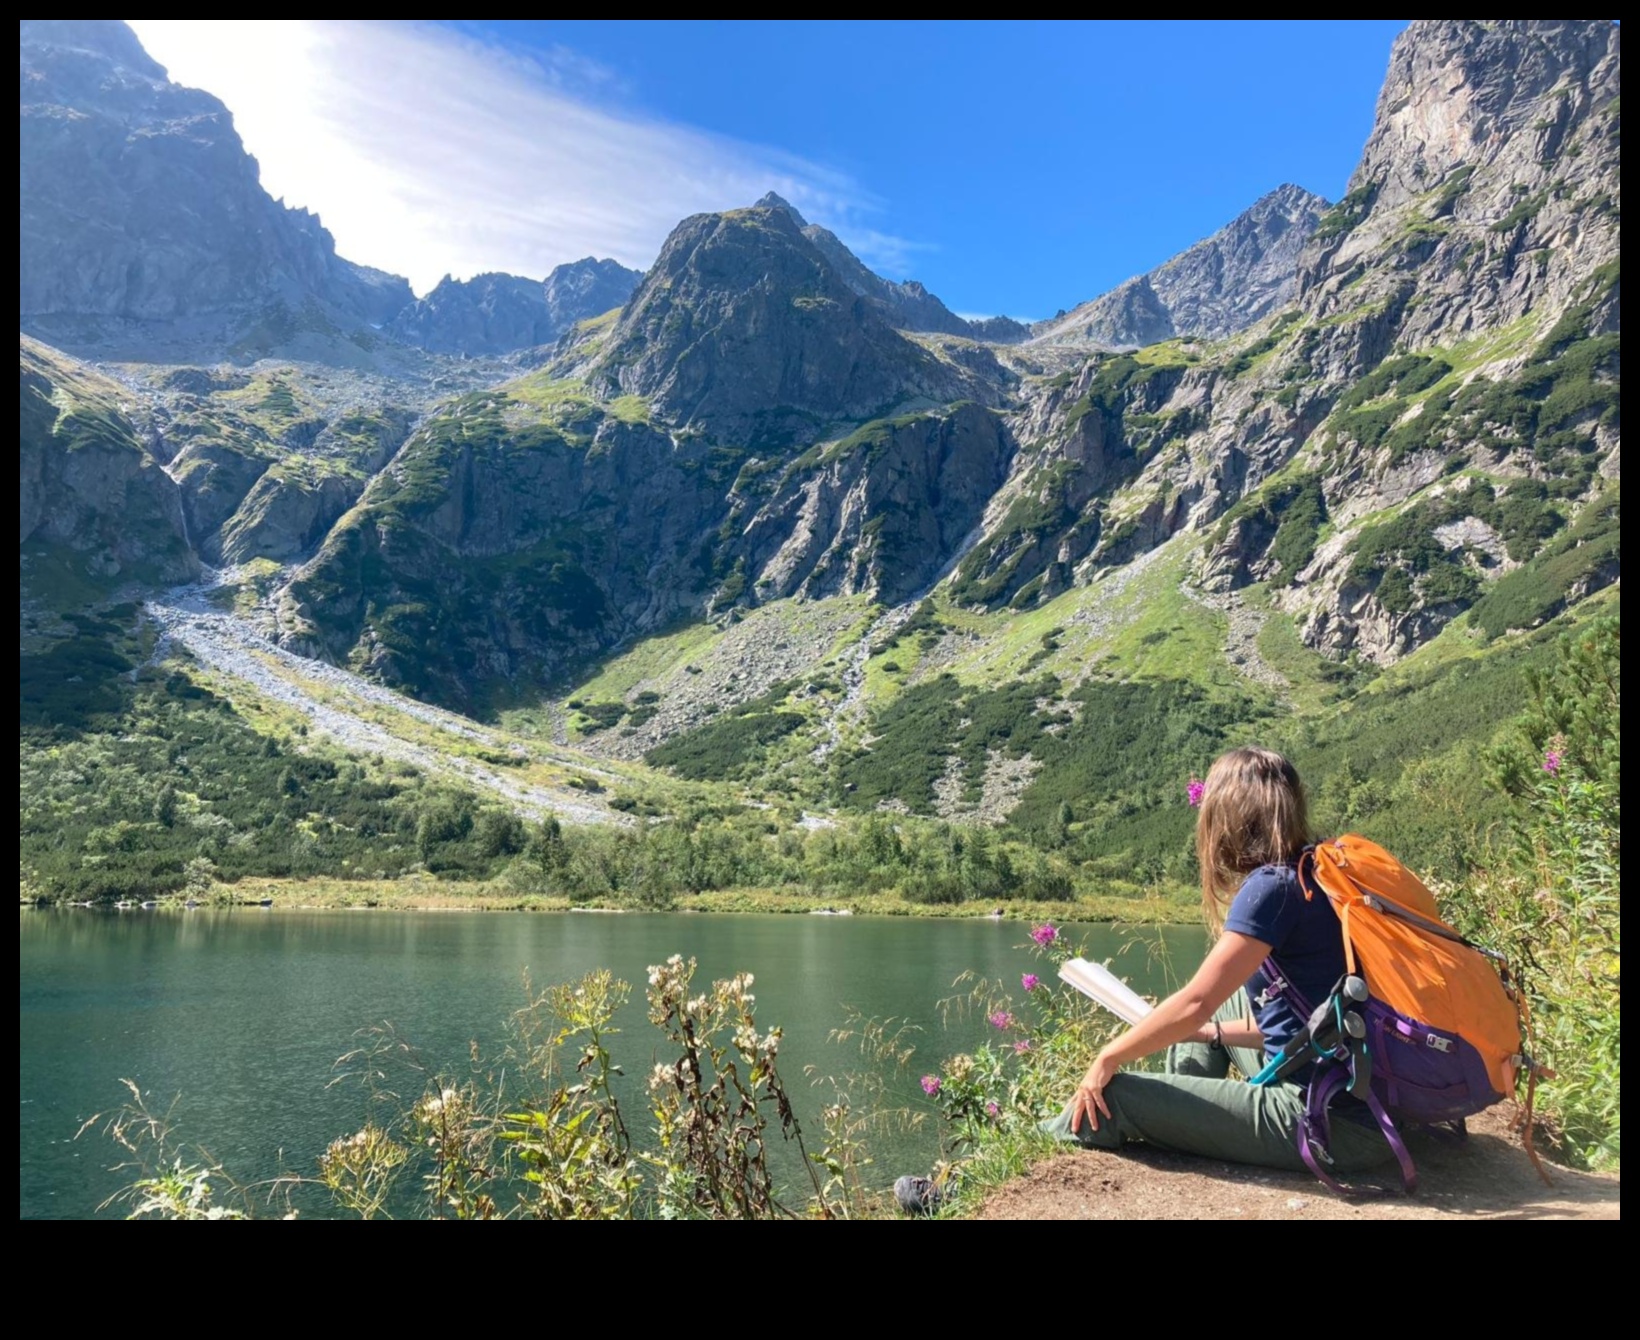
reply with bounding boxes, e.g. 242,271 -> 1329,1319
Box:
1210,1020 -> 1224,1051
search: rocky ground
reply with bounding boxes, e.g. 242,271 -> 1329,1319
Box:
147,569 -> 621,825
975,1107 -> 1619,1220
1180,576 -> 1291,695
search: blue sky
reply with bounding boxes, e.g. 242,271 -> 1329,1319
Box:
132,20 -> 1407,316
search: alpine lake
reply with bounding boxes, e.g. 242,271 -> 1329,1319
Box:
19,908 -> 1207,1218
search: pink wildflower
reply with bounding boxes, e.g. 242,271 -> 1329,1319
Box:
1187,778 -> 1206,808
1013,1039 -> 1032,1055
989,1010 -> 1014,1030
1030,924 -> 1058,947
1021,973 -> 1040,992
986,1101 -> 1001,1118
920,1075 -> 941,1097
1543,749 -> 1563,776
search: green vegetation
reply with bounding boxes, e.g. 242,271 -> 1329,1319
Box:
1345,474 -> 1605,621
1323,352 -> 1455,462
1062,353 -> 1181,431
289,398 -> 615,710
1213,472 -> 1327,587
1323,263 -> 1618,479
1267,478 -> 1327,585
19,615 -> 523,901
645,709 -> 804,780
1457,618 -> 1621,1166
1427,165 -> 1475,217
1348,496 -> 1483,614
1312,181 -> 1379,242
1224,310 -> 1301,380
1469,486 -> 1619,639
838,672 -> 1262,883
1491,189 -> 1547,234
505,372 -> 651,430
949,461 -> 1090,607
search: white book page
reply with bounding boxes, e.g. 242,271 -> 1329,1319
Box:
1057,957 -> 1154,1026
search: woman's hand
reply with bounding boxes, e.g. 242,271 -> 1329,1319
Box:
1069,1050 -> 1119,1135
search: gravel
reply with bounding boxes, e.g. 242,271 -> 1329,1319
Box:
146,570 -> 622,826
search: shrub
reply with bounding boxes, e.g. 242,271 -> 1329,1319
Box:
105,961 -> 837,1219
1455,618 -> 1621,1167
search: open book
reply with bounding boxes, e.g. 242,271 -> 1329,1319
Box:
1057,958 -> 1154,1026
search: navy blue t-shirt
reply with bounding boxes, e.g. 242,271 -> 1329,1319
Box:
1222,861 -> 1345,1064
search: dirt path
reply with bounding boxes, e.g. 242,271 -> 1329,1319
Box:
976,1108 -> 1618,1220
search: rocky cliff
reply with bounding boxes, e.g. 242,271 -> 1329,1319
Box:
1001,20 -> 1619,664
388,258 -> 643,355
19,21 -> 413,349
19,336 -> 196,602
1033,184 -> 1329,348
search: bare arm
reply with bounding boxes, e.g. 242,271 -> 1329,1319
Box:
1067,930 -> 1271,1134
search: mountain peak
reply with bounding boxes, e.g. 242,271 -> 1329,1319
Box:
1033,184 -> 1330,348
19,18 -> 413,344
582,205 -> 957,432
754,191 -> 810,228
20,20 -> 167,85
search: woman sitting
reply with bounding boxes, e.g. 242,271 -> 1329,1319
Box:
1046,745 -> 1393,1174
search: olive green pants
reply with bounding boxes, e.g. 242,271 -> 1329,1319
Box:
1043,988 -> 1394,1174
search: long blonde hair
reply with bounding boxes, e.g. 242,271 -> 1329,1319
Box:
1196,746 -> 1311,928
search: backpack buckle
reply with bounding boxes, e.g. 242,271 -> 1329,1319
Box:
1425,1033 -> 1454,1053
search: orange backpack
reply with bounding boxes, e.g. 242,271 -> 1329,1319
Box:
1257,835 -> 1544,1191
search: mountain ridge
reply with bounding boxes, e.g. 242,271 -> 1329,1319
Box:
388,258 -> 644,356
1031,183 -> 1331,348
17,20 -> 1622,843
755,192 -> 1030,344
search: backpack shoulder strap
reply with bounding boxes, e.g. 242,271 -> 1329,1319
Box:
1296,844 -> 1319,902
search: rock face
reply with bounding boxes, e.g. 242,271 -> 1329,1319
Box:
1151,183 -> 1330,339
134,365 -> 422,566
542,258 -> 645,337
1034,184 -> 1330,348
18,336 -> 195,592
280,383 -> 1015,708
388,259 -> 643,355
1299,19 -> 1621,344
1037,275 -> 1176,350
580,203 -> 969,437
1009,19 -> 1619,663
19,21 -> 412,338
757,194 -> 1028,343
736,402 -> 1015,604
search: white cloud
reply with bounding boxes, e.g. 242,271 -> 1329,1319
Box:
127,20 -> 919,295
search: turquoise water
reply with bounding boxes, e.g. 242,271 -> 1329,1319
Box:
19,909 -> 1205,1218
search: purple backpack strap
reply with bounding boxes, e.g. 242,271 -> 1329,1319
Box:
1257,955 -> 1313,1017
1297,1050 -> 1419,1194
1298,1067 -> 1350,1194
1259,872 -> 1420,1193
1365,1090 -> 1419,1192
